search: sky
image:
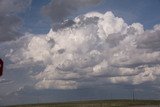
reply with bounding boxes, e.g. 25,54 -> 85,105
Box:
0,0 -> 160,106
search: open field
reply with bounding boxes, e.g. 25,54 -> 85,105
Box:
7,100 -> 160,107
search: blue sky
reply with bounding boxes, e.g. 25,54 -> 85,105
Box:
19,0 -> 160,34
0,0 -> 160,106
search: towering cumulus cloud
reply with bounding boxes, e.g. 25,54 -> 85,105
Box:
2,11 -> 160,90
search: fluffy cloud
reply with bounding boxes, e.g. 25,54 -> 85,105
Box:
0,0 -> 32,42
2,11 -> 160,90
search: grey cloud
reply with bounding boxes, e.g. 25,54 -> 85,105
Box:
0,15 -> 22,42
0,0 -> 32,14
137,29 -> 160,51
110,25 -> 160,68
0,0 -> 32,42
52,19 -> 76,31
106,33 -> 127,48
42,0 -> 102,23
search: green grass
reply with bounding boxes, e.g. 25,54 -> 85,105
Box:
7,100 -> 160,107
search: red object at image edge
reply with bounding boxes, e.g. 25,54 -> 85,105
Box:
0,58 -> 3,76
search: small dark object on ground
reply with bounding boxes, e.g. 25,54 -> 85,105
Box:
0,58 -> 3,76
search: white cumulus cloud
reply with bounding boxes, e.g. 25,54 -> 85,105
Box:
2,11 -> 160,90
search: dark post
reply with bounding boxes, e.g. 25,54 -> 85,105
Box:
0,58 -> 3,77
132,89 -> 135,101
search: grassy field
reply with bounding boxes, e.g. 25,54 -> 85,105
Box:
7,100 -> 160,107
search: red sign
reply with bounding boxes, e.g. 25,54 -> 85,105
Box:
0,58 -> 3,76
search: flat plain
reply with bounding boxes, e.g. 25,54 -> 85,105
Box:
7,100 -> 160,107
